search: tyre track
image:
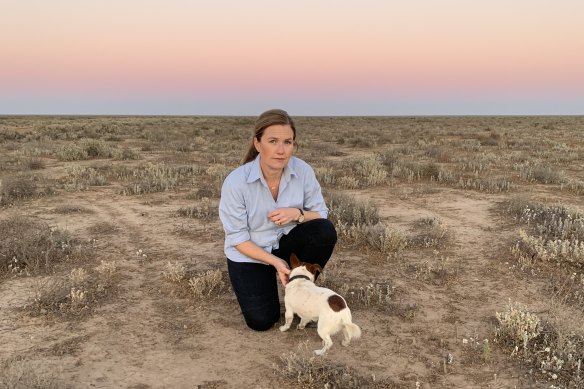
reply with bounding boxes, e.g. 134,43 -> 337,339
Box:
59,193 -> 226,388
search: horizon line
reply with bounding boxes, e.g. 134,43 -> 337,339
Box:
1,113 -> 583,118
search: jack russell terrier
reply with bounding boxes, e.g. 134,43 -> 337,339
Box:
279,253 -> 361,355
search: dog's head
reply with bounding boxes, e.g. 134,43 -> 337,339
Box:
289,253 -> 322,282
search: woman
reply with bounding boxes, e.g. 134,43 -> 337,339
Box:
219,109 -> 337,331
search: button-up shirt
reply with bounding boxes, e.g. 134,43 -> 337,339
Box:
219,155 -> 328,264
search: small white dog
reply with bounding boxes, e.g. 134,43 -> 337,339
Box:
279,253 -> 361,355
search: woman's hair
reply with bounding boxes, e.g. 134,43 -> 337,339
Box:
242,109 -> 296,164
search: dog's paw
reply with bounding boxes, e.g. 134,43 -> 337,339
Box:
314,349 -> 326,356
279,325 -> 289,332
297,324 -> 305,330
342,339 -> 350,347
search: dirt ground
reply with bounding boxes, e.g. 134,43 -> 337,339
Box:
1,116 -> 583,388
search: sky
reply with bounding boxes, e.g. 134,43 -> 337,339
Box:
1,0 -> 583,116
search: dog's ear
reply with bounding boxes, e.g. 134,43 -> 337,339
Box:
306,263 -> 322,277
290,253 -> 301,268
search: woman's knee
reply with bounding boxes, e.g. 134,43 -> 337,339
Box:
325,219 -> 338,243
243,310 -> 280,331
312,218 -> 337,245
237,292 -> 280,331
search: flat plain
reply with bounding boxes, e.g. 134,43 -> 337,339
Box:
1,116 -> 584,388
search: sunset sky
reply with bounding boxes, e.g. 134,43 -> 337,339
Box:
1,1 -> 583,115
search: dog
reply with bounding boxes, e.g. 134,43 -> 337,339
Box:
279,253 -> 361,355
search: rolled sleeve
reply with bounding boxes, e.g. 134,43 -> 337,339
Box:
303,165 -> 329,218
219,177 -> 251,248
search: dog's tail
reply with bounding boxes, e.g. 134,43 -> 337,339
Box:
342,313 -> 362,340
344,322 -> 361,339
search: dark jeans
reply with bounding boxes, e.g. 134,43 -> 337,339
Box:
227,218 -> 337,331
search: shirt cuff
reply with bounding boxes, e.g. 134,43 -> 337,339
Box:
316,210 -> 329,219
225,230 -> 251,247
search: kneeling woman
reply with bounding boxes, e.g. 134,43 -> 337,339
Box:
218,109 -> 337,331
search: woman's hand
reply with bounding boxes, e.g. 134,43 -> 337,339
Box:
268,208 -> 301,226
273,257 -> 291,286
234,241 -> 291,285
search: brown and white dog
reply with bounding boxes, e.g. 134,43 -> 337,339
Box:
279,253 -> 361,355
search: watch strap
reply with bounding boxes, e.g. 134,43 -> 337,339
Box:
297,208 -> 305,222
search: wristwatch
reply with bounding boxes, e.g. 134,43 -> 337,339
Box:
297,208 -> 305,223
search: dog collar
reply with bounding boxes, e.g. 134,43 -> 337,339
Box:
288,275 -> 310,283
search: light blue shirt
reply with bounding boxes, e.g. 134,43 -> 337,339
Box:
219,155 -> 328,264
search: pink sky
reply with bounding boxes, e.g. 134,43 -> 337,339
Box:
1,0 -> 583,114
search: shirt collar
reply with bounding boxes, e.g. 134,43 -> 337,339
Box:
247,155 -> 263,183
247,154 -> 298,184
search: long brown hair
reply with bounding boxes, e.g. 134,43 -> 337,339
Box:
242,109 -> 297,164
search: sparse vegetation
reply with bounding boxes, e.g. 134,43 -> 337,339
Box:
117,163 -> 204,195
87,221 -> 119,236
0,216 -> 86,276
0,174 -> 54,205
360,222 -> 408,255
317,154 -> 388,189
326,191 -> 406,256
162,261 -> 187,283
53,204 -> 93,214
1,115 -> 584,387
319,279 -> 393,310
276,345 -> 396,388
0,357 -> 69,389
62,165 -> 109,191
55,138 -> 117,161
407,254 -> 458,285
28,261 -> 119,318
326,191 -> 380,227
189,269 -> 226,300
177,198 -> 218,221
410,216 -> 452,248
495,301 -> 584,386
496,300 -> 542,348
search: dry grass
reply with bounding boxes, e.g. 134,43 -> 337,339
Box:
275,345 -> 397,388
326,191 -> 407,256
0,357 -> 69,389
409,216 -> 453,248
505,198 -> 584,312
494,300 -> 584,386
0,174 -> 53,205
188,269 -> 226,300
87,221 -> 119,236
28,262 -> 120,319
162,261 -> 187,283
0,216 -> 86,276
160,263 -> 227,301
500,197 -> 584,385
177,198 -> 218,221
53,204 -> 94,214
495,300 -> 542,348
62,165 -> 109,190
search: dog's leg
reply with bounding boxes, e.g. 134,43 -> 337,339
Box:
342,326 -> 351,346
297,316 -> 311,330
314,322 -> 333,355
279,304 -> 294,332
314,335 -> 333,355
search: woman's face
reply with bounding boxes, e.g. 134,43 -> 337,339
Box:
254,124 -> 295,173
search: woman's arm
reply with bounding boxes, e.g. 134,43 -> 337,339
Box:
300,209 -> 321,223
235,240 -> 291,286
267,207 -> 322,226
